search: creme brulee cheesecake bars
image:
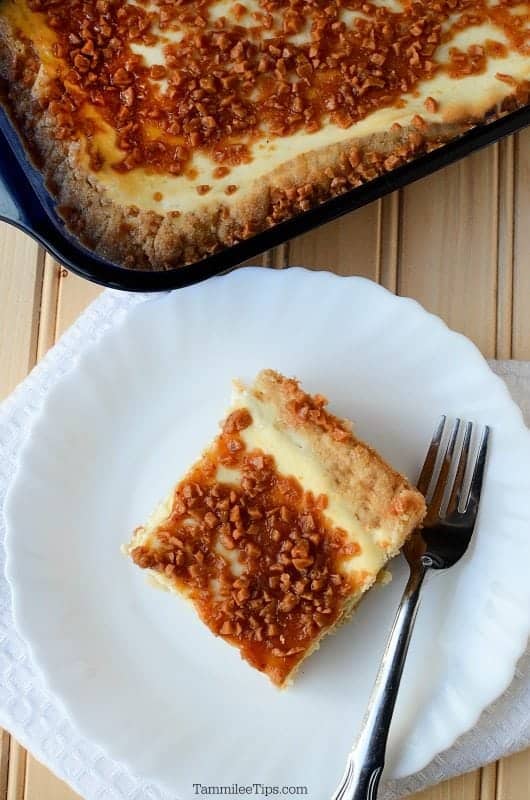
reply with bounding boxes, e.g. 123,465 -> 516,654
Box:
126,370 -> 426,686
2,0 -> 530,269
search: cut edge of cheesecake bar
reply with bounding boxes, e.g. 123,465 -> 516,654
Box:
126,370 -> 426,686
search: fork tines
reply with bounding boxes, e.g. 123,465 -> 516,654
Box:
418,417 -> 490,521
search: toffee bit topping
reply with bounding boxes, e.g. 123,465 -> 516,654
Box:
213,165 -> 231,179
131,408 -> 359,674
411,114 -> 427,131
280,375 -> 352,441
223,407 -> 253,433
24,0 -> 530,179
495,72 -> 518,85
424,96 -> 439,114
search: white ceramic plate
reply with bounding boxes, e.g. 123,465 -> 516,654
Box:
5,268 -> 530,799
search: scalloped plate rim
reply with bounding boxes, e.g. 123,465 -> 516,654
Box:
5,267 -> 530,794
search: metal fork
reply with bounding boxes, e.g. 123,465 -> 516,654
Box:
332,417 -> 490,800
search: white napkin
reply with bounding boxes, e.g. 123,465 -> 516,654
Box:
0,288 -> 528,800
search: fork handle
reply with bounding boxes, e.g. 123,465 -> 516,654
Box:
331,562 -> 428,800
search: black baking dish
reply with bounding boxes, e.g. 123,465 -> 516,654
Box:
1,100 -> 530,293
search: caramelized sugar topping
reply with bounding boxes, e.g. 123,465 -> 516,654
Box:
131,408 -> 362,683
20,0 -> 530,176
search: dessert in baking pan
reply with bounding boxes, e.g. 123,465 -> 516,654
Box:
1,0 -> 529,270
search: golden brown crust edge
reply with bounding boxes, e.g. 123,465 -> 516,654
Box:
2,23 -> 528,271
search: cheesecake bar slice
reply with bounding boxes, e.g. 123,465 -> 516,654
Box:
127,370 -> 426,686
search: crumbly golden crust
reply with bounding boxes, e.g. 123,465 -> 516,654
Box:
126,370 -> 426,686
1,9 -> 529,270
